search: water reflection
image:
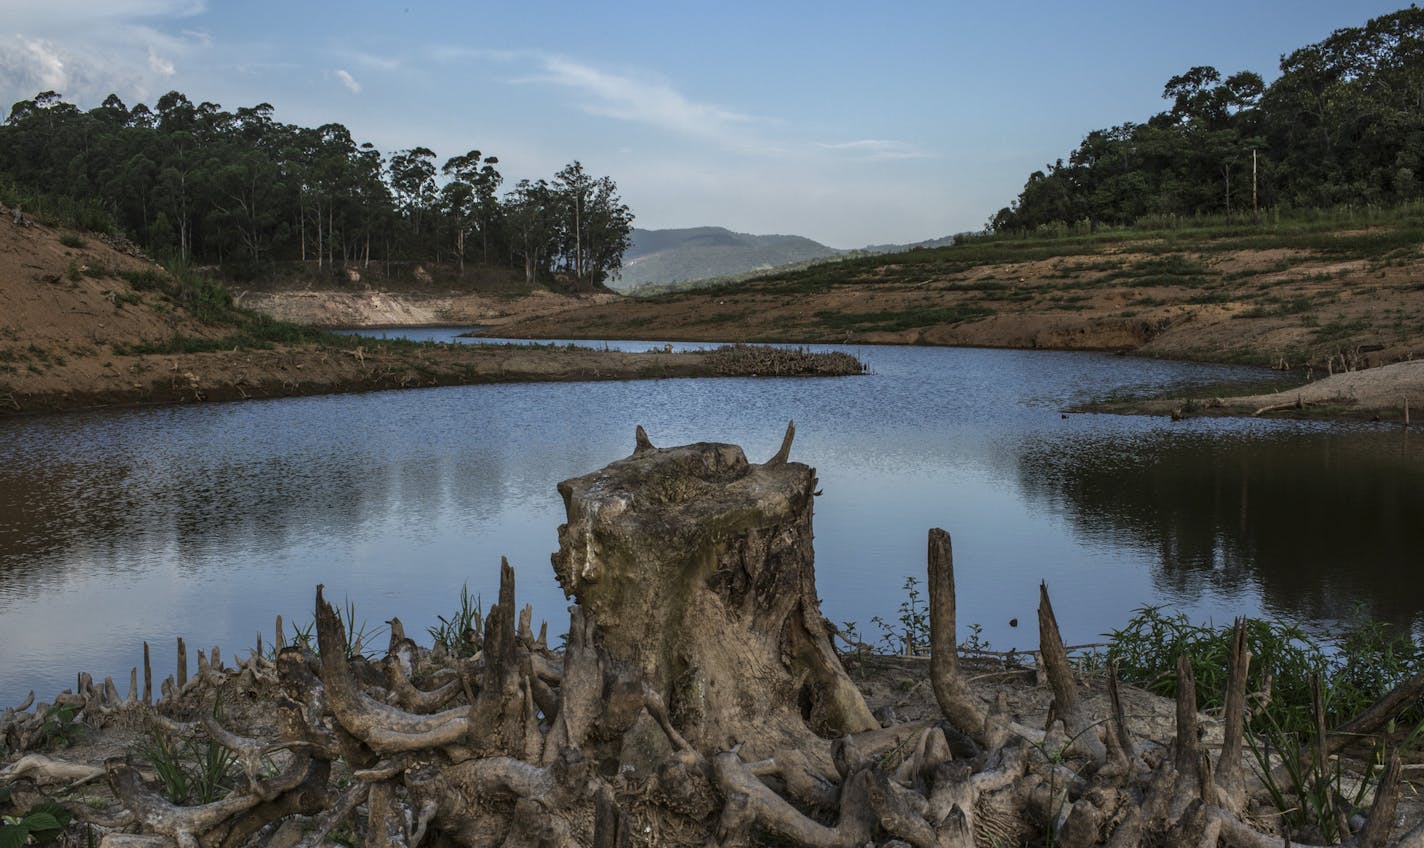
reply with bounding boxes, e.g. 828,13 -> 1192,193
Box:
1015,428 -> 1424,629
1,340 -> 1417,703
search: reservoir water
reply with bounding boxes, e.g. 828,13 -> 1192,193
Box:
1,334 -> 1420,703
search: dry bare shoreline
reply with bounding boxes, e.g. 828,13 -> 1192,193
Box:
0,343 -> 865,419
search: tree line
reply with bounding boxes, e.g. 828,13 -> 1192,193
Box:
0,90 -> 633,288
991,5 -> 1424,232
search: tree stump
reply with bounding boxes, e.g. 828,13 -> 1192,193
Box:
553,424 -> 877,759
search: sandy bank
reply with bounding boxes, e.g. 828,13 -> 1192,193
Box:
1089,358 -> 1424,422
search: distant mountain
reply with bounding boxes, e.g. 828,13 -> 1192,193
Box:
611,227 -> 840,291
856,234 -> 959,254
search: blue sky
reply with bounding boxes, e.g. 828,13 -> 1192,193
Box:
0,1 -> 1409,247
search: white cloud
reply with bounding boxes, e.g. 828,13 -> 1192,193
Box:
0,37 -> 66,92
148,48 -> 175,76
348,51 -> 401,72
335,69 -> 362,94
0,0 -> 212,107
816,139 -> 931,160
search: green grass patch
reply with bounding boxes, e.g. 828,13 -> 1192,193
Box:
1107,605 -> 1423,738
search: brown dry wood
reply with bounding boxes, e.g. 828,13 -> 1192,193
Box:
1358,749 -> 1403,848
313,586 -> 470,754
106,756 -> 304,848
383,645 -> 461,714
365,780 -> 410,848
1038,582 -> 1107,763
1216,617 -> 1251,798
1174,654 -> 1200,775
1327,668 -> 1424,755
552,427 -> 876,760
711,752 -> 875,848
927,527 -> 990,745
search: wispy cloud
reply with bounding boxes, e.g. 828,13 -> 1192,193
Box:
348,51 -> 401,72
334,68 -> 362,94
816,139 -> 931,160
518,54 -> 759,141
0,0 -> 206,30
180,29 -> 214,48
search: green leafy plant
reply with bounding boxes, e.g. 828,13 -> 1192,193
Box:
959,622 -> 992,654
35,703 -> 83,749
0,786 -> 72,848
871,576 -> 929,656
0,802 -> 72,848
57,233 -> 86,249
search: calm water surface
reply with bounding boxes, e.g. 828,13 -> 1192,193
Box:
1,335 -> 1420,703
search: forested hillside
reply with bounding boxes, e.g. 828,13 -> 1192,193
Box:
993,6 -> 1424,231
0,92 -> 633,289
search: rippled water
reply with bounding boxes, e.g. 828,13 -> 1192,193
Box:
1,335 -> 1420,703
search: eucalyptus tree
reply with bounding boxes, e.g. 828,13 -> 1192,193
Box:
388,146 -> 438,258
550,161 -> 633,288
503,178 -> 559,285
440,150 -> 502,272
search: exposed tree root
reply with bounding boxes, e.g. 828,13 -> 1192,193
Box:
2,426 -> 1421,847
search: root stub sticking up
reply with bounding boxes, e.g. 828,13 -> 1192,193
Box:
3,424 -> 1423,848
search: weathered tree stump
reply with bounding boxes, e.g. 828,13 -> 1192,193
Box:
552,423 -> 877,760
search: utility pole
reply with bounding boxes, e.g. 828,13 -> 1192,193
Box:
1252,148 -> 1259,225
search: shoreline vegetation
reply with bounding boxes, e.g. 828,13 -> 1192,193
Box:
3,554 -> 1423,845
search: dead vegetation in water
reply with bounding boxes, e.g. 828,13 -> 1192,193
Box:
3,426 -> 1423,847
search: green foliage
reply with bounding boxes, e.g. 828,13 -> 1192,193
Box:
57,233 -> 86,249
0,91 -> 633,287
1246,696 -> 1378,844
139,701 -> 236,804
959,622 -> 992,654
871,577 -> 930,655
35,702 -> 83,749
993,7 -> 1424,233
0,801 -> 72,848
427,584 -> 481,657
1107,605 -> 1424,738
288,619 -> 316,652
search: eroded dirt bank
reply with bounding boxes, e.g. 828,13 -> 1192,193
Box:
0,343 -> 863,417
238,288 -> 618,329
